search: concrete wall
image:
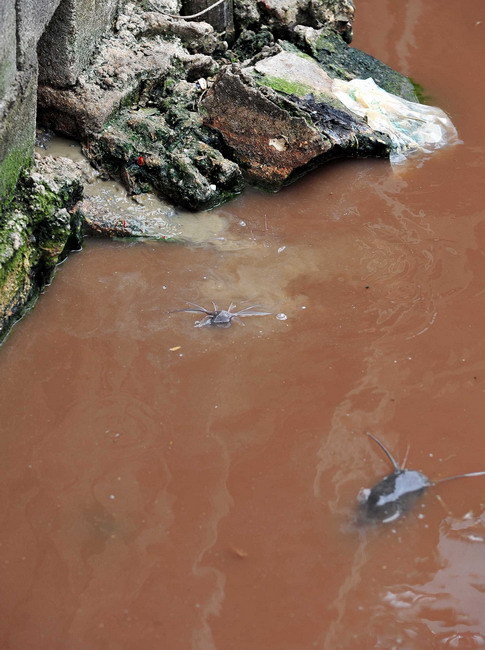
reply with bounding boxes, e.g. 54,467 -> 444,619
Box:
16,0 -> 62,70
0,0 -> 119,212
38,0 -> 119,87
0,1 -> 17,97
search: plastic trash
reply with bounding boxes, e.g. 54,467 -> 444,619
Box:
331,77 -> 460,164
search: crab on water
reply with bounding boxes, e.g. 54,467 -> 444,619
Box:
170,301 -> 271,328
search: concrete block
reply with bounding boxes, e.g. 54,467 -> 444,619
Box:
0,69 -> 37,211
0,0 -> 17,97
16,0 -> 61,70
38,0 -> 119,87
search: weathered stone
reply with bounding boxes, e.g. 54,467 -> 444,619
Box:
2,0 -> 126,221
0,154 -> 84,341
83,93 -> 244,210
0,0 -> 17,96
234,0 -> 354,42
77,196 -> 183,240
230,28 -> 276,61
294,25 -> 418,101
139,13 -> 221,54
233,0 -> 260,28
309,0 -> 354,43
37,0 -> 119,87
142,0 -> 181,14
201,52 -> 389,188
203,66 -> 328,186
38,37 -> 191,137
0,69 -> 37,213
16,0 -> 61,70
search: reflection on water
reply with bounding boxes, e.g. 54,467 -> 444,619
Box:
2,0 -> 485,648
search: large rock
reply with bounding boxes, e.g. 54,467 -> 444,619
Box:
15,0 -> 61,70
0,154 -> 84,341
37,2 -> 221,140
137,12 -> 221,54
37,33 -> 197,138
201,50 -> 390,188
83,81 -> 244,210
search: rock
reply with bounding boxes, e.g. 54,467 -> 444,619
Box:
310,0 -> 355,43
36,0 -> 119,87
138,13 -> 222,54
33,0 -> 362,210
180,0 -> 235,36
38,35 -> 190,138
230,28 -> 276,62
234,0 -> 354,43
294,25 -> 418,101
77,197 -> 182,240
0,154 -> 84,341
37,0 -> 220,140
82,81 -> 244,210
201,51 -> 390,189
75,183 -> 233,245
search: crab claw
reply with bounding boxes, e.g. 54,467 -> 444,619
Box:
194,315 -> 213,328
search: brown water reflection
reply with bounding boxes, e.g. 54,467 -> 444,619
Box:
1,1 -> 485,648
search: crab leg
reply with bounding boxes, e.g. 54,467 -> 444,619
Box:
237,309 -> 272,317
234,304 -> 263,312
186,301 -> 211,312
169,301 -> 211,314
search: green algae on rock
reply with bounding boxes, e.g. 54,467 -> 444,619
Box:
83,80 -> 244,211
0,154 -> 84,342
293,25 -> 418,101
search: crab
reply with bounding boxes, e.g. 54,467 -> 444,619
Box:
171,301 -> 271,328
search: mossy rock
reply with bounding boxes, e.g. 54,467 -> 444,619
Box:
84,95 -> 244,211
0,156 -> 84,342
293,28 -> 419,102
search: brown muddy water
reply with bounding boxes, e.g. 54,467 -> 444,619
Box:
1,1 -> 485,648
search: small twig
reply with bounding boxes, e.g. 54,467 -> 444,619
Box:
146,0 -> 226,20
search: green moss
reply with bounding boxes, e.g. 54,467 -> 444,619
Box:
408,78 -> 431,104
253,74 -> 315,97
0,145 -> 33,216
279,41 -> 316,62
252,71 -> 350,117
0,60 -> 8,96
314,34 -> 337,54
0,163 -> 84,341
297,27 -> 419,102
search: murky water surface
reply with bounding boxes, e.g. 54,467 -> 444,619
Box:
2,2 -> 485,648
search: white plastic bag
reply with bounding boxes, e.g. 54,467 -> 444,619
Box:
332,77 -> 460,164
